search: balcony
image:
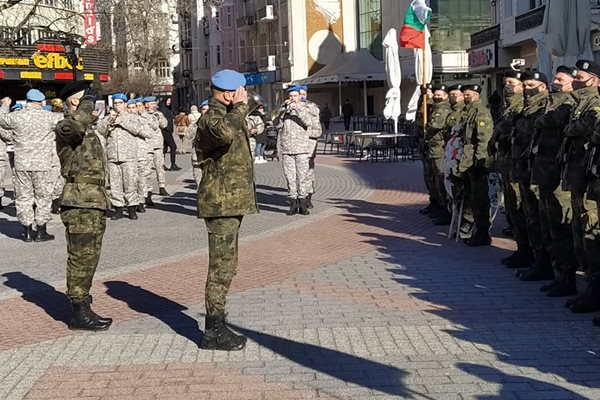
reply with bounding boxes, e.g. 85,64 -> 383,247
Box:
515,6 -> 545,33
237,16 -> 255,31
470,24 -> 500,47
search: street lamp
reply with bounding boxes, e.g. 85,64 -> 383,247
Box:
62,36 -> 82,81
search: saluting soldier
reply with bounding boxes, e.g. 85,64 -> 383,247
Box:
195,69 -> 258,351
0,90 -> 61,242
561,60 -> 600,314
425,85 -> 452,225
55,85 -> 112,331
531,66 -> 578,296
511,71 -> 552,281
143,96 -> 169,205
455,84 -> 493,246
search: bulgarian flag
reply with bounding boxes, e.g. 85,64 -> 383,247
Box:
399,0 -> 432,49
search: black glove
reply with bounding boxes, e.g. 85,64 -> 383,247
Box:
80,83 -> 98,104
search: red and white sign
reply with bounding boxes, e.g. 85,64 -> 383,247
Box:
83,0 -> 97,45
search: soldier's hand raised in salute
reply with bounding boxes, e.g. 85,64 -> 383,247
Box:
232,87 -> 248,105
1,97 -> 11,106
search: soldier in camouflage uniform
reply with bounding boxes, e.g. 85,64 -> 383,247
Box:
531,66 -> 578,295
298,86 -> 322,209
511,71 -> 552,281
184,101 -> 209,189
48,99 -> 65,214
97,93 -> 147,221
0,126 -> 6,209
457,84 -> 493,246
195,69 -> 258,351
134,98 -> 152,213
55,84 -> 112,331
425,85 -> 452,225
561,60 -> 600,314
274,86 -> 321,216
144,96 -> 169,204
0,90 -> 62,242
416,84 -> 435,215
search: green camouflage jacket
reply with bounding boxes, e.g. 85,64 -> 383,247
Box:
55,100 -> 109,210
446,101 -> 467,133
530,91 -> 575,188
510,91 -> 549,182
195,98 -> 259,218
457,99 -> 493,173
424,100 -> 451,159
489,93 -> 523,170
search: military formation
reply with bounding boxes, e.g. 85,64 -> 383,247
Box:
419,59 -> 600,327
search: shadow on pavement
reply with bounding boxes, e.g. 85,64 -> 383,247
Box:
152,190 -> 197,217
1,272 -> 70,323
104,280 -> 202,344
456,363 -> 591,399
229,324 -> 434,399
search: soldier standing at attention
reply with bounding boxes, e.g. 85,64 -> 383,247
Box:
0,120 -> 7,209
97,93 -> 145,221
511,71 -> 552,281
457,84 -> 493,246
425,85 -> 452,225
531,66 -> 578,295
0,90 -> 61,242
143,96 -> 169,205
195,70 -> 258,351
562,60 -> 600,314
185,99 -> 210,190
55,85 -> 112,331
298,85 -> 322,209
417,84 -> 436,215
134,97 -> 152,213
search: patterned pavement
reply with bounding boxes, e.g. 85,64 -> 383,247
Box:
1,151 -> 599,400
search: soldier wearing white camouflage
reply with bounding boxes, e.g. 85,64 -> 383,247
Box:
134,97 -> 152,213
0,124 -> 7,209
97,93 -> 147,220
185,99 -> 209,189
0,90 -> 62,242
143,96 -> 169,205
298,85 -> 322,209
274,86 -> 320,216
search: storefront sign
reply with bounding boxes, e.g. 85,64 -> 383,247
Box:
84,0 -> 97,45
244,71 -> 276,85
0,57 -> 30,67
468,43 -> 497,72
32,52 -> 83,70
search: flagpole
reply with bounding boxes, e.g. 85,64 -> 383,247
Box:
422,36 -> 427,129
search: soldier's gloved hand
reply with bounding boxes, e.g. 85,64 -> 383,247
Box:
80,84 -> 98,104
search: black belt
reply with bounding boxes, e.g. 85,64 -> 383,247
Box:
66,176 -> 105,186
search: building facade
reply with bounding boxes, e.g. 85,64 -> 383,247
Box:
0,0 -> 109,99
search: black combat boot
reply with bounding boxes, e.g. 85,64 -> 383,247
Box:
0,195 -> 3,209
127,206 -> 138,220
287,198 -> 298,216
137,203 -> 146,213
568,275 -> 600,313
519,251 -> 553,281
22,225 -> 33,242
50,198 -> 60,214
465,229 -> 491,247
502,247 -> 534,269
68,295 -> 112,331
170,164 -> 182,171
145,193 -> 155,207
298,198 -> 310,215
111,207 -> 124,220
546,273 -> 577,297
159,187 -> 170,196
502,226 -> 513,237
306,193 -> 314,209
34,224 -> 55,242
432,209 -> 452,226
199,314 -> 246,351
419,201 -> 436,215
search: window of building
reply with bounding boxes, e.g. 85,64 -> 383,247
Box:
204,51 -> 210,68
357,0 -> 382,60
228,42 -> 233,63
133,61 -> 143,75
215,11 -> 220,31
429,0 -> 491,52
43,0 -> 57,6
227,7 -> 232,27
216,45 -> 221,65
63,0 -> 75,10
155,59 -> 170,79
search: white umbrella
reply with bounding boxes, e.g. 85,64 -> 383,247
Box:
383,28 -> 401,133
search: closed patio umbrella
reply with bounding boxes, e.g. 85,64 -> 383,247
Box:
383,28 -> 401,133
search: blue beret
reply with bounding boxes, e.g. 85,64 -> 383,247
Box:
211,69 -> 246,91
26,89 -> 45,102
298,85 -> 308,92
143,96 -> 157,102
133,97 -> 143,103
112,93 -> 128,102
200,99 -> 209,107
127,99 -> 136,105
10,104 -> 23,111
286,85 -> 300,93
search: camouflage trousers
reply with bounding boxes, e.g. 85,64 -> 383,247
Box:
108,161 -> 138,207
282,153 -> 310,199
467,167 -> 491,233
571,190 -> 600,274
136,158 -> 149,203
426,157 -> 447,210
307,140 -> 318,195
535,184 -> 576,275
518,179 -> 548,256
205,216 -> 242,316
422,153 -> 435,203
504,176 -> 530,251
14,170 -> 52,226
61,208 -> 106,300
0,157 -> 6,198
249,137 -> 256,158
147,149 -> 166,190
49,163 -> 65,200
